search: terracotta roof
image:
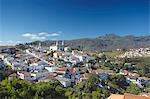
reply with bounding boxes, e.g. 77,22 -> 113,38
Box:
48,73 -> 57,77
108,93 -> 150,99
62,64 -> 67,67
35,69 -> 49,73
108,94 -> 124,99
124,93 -> 150,99
39,76 -> 57,81
0,46 -> 16,48
94,69 -> 115,74
55,68 -> 66,71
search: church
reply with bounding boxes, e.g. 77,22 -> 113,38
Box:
49,40 -> 65,51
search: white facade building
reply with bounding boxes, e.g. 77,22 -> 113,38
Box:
31,70 -> 50,80
27,65 -> 45,70
55,77 -> 72,87
50,40 -> 64,51
17,71 -> 32,80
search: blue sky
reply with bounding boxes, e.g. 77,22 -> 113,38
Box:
0,0 -> 149,45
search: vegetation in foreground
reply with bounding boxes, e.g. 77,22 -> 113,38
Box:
0,73 -> 149,99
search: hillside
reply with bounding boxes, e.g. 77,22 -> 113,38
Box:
21,34 -> 150,51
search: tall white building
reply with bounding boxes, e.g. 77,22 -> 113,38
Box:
49,40 -> 64,51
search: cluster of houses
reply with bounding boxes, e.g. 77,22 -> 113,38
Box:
119,69 -> 150,88
1,43 -> 150,90
0,41 -> 97,87
119,47 -> 150,58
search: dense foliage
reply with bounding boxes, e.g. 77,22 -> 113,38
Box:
0,73 -> 145,99
16,44 -> 30,50
0,79 -> 67,99
123,57 -> 150,77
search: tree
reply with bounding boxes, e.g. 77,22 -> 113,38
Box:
145,82 -> 150,92
92,90 -> 101,99
101,54 -> 107,62
126,83 -> 141,95
46,51 -> 54,57
65,73 -> 104,99
109,75 -> 128,89
0,79 -> 67,98
16,44 -> 29,50
143,65 -> 150,77
0,84 -> 9,98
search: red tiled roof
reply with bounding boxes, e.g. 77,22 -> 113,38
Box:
48,73 -> 57,77
0,46 -> 16,48
108,93 -> 150,99
125,75 -> 137,79
55,68 -> 66,71
56,72 -> 64,75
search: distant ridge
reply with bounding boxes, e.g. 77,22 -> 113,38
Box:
21,34 -> 150,51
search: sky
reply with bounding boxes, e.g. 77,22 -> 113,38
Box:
0,0 -> 150,45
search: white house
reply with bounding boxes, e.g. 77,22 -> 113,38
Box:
31,69 -> 50,80
70,58 -> 80,64
11,62 -> 24,70
64,47 -> 71,51
77,55 -> 87,62
55,77 -> 72,87
53,51 -> 63,58
75,55 -> 95,62
45,66 -> 58,72
27,65 -> 45,71
125,76 -> 150,88
17,71 -> 33,80
0,54 -> 6,60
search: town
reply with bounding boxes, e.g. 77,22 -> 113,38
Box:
0,41 -> 150,99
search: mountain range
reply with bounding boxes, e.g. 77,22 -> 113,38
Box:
22,34 -> 150,51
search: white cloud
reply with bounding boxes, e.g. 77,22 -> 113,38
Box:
0,40 -> 23,45
22,31 -> 62,41
22,33 -> 46,40
38,32 -> 48,36
31,36 -> 46,40
6,40 -> 14,43
47,33 -> 61,37
38,32 -> 62,37
22,33 -> 34,37
16,41 -> 21,44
